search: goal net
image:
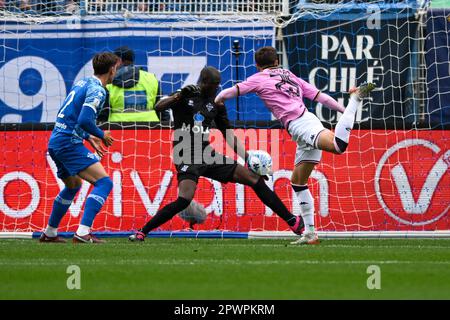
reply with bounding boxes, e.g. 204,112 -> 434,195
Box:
0,0 -> 449,238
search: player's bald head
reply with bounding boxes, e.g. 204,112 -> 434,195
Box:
198,66 -> 221,98
199,66 -> 221,85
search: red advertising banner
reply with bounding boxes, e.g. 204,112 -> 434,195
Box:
0,129 -> 449,232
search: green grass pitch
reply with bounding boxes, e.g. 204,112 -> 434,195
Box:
1,238 -> 449,299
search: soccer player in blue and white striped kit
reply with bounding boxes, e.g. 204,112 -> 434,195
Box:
41,52 -> 119,244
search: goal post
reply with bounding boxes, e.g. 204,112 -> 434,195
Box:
0,0 -> 449,239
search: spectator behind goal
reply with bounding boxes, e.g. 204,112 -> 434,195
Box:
103,46 -> 162,122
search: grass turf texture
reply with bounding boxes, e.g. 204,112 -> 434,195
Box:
0,238 -> 449,299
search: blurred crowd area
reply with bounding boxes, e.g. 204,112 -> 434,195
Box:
0,1 -> 435,15
0,0 -> 171,14
0,0 -> 81,14
0,0 -> 280,15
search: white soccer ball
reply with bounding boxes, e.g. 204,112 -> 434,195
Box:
247,150 -> 273,176
178,200 -> 207,225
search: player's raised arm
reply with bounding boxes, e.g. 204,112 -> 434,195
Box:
215,75 -> 260,105
297,77 -> 346,113
215,86 -> 238,105
314,92 -> 346,113
155,92 -> 181,111
155,85 -> 200,111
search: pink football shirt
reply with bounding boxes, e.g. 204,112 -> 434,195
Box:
237,68 -> 319,127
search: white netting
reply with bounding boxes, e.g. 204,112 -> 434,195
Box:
0,0 -> 449,235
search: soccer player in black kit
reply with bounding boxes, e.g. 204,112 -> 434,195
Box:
129,66 -> 304,241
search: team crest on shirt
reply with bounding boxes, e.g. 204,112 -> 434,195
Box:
205,103 -> 214,112
188,100 -> 194,107
92,98 -> 101,108
193,112 -> 205,126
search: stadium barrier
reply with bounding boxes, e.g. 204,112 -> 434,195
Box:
0,126 -> 448,238
3,231 -> 450,240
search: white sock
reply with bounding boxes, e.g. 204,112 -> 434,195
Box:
334,95 -> 360,151
76,224 -> 91,237
293,185 -> 315,233
45,226 -> 58,237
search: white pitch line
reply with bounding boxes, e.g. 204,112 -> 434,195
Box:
195,243 -> 450,249
1,242 -> 450,250
1,259 -> 450,266
299,244 -> 450,250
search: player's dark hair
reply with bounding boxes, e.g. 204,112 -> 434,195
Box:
93,52 -> 119,75
198,66 -> 221,85
113,46 -> 135,64
255,46 -> 278,69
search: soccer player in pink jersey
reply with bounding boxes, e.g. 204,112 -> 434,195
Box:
215,46 -> 375,245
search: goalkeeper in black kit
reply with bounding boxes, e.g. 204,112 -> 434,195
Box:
129,66 -> 304,241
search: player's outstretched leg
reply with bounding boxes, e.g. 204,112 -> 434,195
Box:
231,165 -> 304,235
73,163 -> 113,244
40,176 -> 82,243
333,82 -> 376,154
129,179 -> 196,242
315,82 -> 376,154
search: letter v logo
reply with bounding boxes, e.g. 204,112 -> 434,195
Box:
391,150 -> 449,214
375,139 -> 450,226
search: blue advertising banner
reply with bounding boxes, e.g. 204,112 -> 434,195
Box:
426,8 -> 450,127
284,6 -> 422,129
0,17 -> 274,123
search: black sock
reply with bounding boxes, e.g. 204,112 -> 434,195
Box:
141,197 -> 191,235
251,178 -> 296,226
334,136 -> 348,154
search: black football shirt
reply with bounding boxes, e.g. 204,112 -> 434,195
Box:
168,92 -> 231,164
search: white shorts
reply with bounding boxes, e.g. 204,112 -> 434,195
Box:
287,111 -> 326,166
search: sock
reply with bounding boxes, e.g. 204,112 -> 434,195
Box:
292,184 -> 315,232
80,177 -> 113,230
334,95 -> 360,154
141,197 -> 191,234
251,177 -> 297,226
76,224 -> 91,237
47,186 -> 81,235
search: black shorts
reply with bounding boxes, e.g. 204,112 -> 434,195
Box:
176,159 -> 238,184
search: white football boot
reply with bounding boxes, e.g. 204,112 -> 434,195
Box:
290,231 -> 320,245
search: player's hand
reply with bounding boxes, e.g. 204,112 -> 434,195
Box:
88,135 -> 107,158
102,131 -> 114,147
180,85 -> 201,99
214,97 -> 225,105
215,101 -> 226,108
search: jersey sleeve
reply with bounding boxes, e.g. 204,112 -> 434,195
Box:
77,105 -> 104,139
297,77 -> 320,101
165,90 -> 184,110
236,74 -> 261,95
84,84 -> 107,114
214,103 -> 231,135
